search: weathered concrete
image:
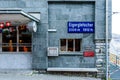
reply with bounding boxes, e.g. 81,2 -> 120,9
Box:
0,0 -> 112,79
0,71 -> 101,80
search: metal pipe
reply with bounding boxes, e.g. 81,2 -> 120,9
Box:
105,0 -> 109,80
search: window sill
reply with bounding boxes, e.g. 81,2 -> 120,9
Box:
47,68 -> 98,72
59,52 -> 83,56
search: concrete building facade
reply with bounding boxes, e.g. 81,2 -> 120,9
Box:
0,0 -> 112,78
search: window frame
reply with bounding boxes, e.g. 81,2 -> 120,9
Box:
0,25 -> 32,53
60,39 -> 82,53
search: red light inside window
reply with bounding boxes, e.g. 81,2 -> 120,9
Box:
84,51 -> 94,57
6,22 -> 11,27
0,23 -> 4,28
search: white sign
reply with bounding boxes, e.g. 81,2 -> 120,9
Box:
48,47 -> 58,56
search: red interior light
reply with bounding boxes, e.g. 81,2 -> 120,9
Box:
6,22 -> 11,27
0,23 -> 4,28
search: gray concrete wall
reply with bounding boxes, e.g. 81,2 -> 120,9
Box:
0,0 -> 112,71
0,0 -> 48,70
0,53 -> 32,69
95,0 -> 112,39
48,2 -> 95,68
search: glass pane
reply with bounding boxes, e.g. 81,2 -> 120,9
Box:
2,26 -> 17,52
75,39 -> 81,51
60,39 -> 66,51
19,43 -> 31,52
68,39 -> 73,51
19,25 -> 31,52
2,43 -> 17,52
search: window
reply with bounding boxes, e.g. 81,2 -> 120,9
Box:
1,25 -> 31,52
60,39 -> 66,51
68,39 -> 73,51
60,39 -> 81,52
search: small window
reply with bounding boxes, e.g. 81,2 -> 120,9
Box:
60,39 -> 81,52
60,39 -> 66,51
75,39 -> 80,51
68,39 -> 73,51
